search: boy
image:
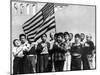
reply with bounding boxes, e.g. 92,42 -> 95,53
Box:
82,34 -> 95,70
19,34 -> 32,73
36,34 -> 50,73
12,39 -> 27,74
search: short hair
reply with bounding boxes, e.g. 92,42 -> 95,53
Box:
41,34 -> 47,38
69,33 -> 73,37
54,33 -> 58,37
57,32 -> 64,38
80,33 -> 85,37
75,33 -> 81,38
13,39 -> 19,47
19,34 -> 26,40
86,34 -> 92,39
64,32 -> 70,37
50,32 -> 55,37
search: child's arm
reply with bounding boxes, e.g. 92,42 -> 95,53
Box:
12,47 -> 23,56
23,43 -> 31,52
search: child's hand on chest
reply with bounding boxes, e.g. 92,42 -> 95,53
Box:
85,43 -> 90,47
41,43 -> 47,48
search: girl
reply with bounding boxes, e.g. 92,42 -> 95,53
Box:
63,32 -> 71,71
53,32 -> 66,72
71,34 -> 83,70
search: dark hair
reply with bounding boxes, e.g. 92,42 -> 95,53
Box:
54,33 -> 58,37
57,32 -> 64,38
50,32 -> 55,37
69,33 -> 73,37
19,34 -> 26,40
64,32 -> 70,37
80,33 -> 85,37
13,39 -> 19,47
41,34 -> 47,38
75,34 -> 81,38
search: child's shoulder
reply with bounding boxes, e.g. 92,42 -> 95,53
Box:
13,47 -> 17,50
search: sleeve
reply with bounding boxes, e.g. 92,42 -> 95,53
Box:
29,42 -> 37,55
22,43 -> 30,55
12,47 -> 17,56
12,47 -> 23,56
52,44 -> 57,53
89,41 -> 95,55
24,43 -> 31,51
31,42 -> 38,50
36,43 -> 43,54
90,41 -> 94,51
48,42 -> 53,54
70,43 -> 75,55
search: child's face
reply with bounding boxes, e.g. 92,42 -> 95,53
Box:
86,35 -> 91,41
81,33 -> 85,41
41,35 -> 47,42
15,40 -> 21,47
75,37 -> 81,43
20,36 -> 26,43
64,35 -> 69,41
69,33 -> 73,40
57,36 -> 63,43
50,33 -> 54,39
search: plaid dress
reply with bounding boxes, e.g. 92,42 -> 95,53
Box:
53,42 -> 66,61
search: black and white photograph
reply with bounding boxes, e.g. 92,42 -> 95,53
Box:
11,0 -> 96,74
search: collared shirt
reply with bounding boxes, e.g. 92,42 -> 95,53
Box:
13,46 -> 24,58
22,41 -> 30,51
37,41 -> 50,55
13,41 -> 30,57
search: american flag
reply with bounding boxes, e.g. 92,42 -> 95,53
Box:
22,3 -> 56,43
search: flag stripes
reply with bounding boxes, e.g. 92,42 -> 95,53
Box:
28,14 -> 55,38
30,24 -> 56,42
23,12 -> 43,29
23,11 -> 42,28
24,17 -> 43,33
23,3 -> 56,42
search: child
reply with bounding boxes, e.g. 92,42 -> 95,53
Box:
19,34 -> 32,73
27,42 -> 38,73
69,33 -> 73,42
80,33 -> 85,47
47,32 -> 55,72
82,34 -> 95,70
80,33 -> 85,42
12,39 -> 26,74
71,34 -> 83,70
63,32 -> 72,71
53,32 -> 66,72
36,34 -> 50,73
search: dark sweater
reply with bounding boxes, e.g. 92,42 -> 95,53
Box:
83,41 -> 94,55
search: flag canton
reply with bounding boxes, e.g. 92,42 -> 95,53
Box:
41,3 -> 54,20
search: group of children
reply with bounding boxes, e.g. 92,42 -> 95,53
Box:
12,32 -> 95,74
